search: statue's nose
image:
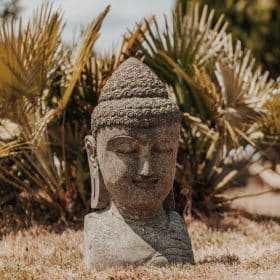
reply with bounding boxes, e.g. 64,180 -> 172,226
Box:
138,156 -> 153,177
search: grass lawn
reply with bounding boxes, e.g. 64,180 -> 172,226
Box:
0,211 -> 279,279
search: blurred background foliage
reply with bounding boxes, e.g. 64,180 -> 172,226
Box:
182,0 -> 280,78
0,0 -> 21,19
0,1 -> 279,227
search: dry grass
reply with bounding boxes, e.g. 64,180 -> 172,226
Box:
0,212 -> 280,280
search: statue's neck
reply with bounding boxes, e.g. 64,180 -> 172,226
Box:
110,201 -> 167,223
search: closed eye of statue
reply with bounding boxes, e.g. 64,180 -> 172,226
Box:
152,139 -> 174,154
107,136 -> 138,154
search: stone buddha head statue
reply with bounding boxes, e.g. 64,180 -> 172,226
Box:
85,58 -> 181,219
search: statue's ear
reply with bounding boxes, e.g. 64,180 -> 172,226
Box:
85,135 -> 95,164
85,135 -> 110,210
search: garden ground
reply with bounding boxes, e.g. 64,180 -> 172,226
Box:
0,210 -> 280,279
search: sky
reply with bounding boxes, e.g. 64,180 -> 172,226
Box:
20,0 -> 174,50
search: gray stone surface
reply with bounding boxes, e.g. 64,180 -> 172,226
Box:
84,58 -> 194,269
84,204 -> 194,270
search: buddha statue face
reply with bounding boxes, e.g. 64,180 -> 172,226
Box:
95,124 -> 180,214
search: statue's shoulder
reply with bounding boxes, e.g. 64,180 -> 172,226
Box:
84,209 -> 126,233
85,210 -> 114,230
168,210 -> 185,223
84,210 -> 110,221
167,210 -> 189,232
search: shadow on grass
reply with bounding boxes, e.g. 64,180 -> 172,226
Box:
199,254 -> 241,265
239,210 -> 280,224
0,201 -> 84,240
193,208 -> 280,232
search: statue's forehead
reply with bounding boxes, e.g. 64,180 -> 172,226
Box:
96,125 -> 180,142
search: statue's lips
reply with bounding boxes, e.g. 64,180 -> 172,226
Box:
132,178 -> 159,188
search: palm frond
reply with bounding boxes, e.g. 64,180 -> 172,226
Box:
262,92 -> 280,144
182,112 -> 217,139
215,62 -> 264,129
221,35 -> 277,107
136,2 -> 228,84
0,140 -> 32,158
0,2 -> 63,121
33,5 -> 110,140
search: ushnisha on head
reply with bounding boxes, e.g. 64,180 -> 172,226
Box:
85,58 -> 181,217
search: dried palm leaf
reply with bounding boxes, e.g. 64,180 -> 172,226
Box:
136,2 -> 228,84
0,2 -> 63,122
221,35 -> 277,108
33,5 -> 110,141
0,140 -> 32,158
262,93 -> 280,143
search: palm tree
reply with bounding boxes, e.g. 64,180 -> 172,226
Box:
0,3 -> 110,220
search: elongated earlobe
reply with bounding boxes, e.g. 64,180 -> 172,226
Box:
85,135 -> 110,209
